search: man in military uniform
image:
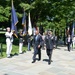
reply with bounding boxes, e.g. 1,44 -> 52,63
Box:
5,27 -> 13,58
19,29 -> 24,54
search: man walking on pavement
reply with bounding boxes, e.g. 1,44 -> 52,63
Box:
66,34 -> 72,52
32,30 -> 43,63
45,30 -> 54,65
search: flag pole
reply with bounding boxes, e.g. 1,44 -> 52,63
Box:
12,0 -> 13,6
11,0 -> 18,38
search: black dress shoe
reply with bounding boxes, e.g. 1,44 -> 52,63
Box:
68,50 -> 70,52
19,52 -> 23,54
10,54 -> 14,56
32,60 -> 36,63
38,59 -> 41,61
48,62 -> 51,65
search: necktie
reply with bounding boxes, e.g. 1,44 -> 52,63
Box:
36,35 -> 38,41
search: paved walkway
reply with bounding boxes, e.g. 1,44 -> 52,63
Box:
0,46 -> 75,75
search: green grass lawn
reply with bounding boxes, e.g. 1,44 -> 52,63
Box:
0,44 -> 28,59
0,31 -> 5,34
0,32 -> 33,59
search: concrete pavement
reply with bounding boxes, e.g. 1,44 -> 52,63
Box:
0,46 -> 75,75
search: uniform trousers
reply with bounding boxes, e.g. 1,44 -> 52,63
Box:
6,41 -> 12,57
19,43 -> 23,53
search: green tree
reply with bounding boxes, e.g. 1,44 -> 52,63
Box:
0,0 -> 75,32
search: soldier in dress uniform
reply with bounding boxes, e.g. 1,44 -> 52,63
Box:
19,29 -> 24,54
5,27 -> 13,58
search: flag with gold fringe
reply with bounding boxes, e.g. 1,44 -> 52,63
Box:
11,0 -> 18,38
22,11 -> 26,36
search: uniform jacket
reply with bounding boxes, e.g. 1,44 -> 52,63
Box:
45,35 -> 54,49
19,34 -> 23,43
5,32 -> 13,43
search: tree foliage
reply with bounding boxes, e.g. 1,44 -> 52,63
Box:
0,0 -> 75,32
